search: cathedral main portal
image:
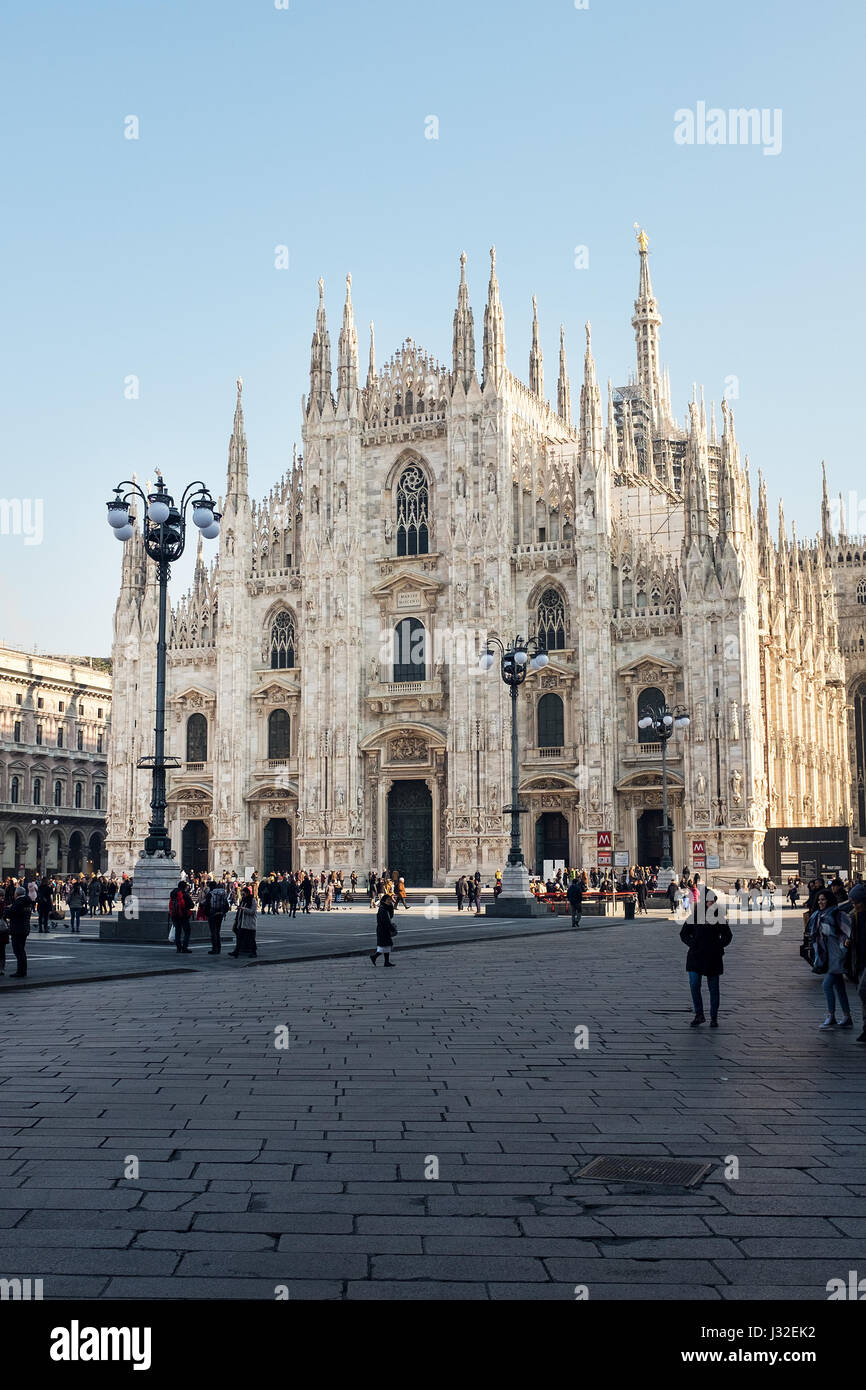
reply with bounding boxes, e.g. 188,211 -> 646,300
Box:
387,780 -> 433,887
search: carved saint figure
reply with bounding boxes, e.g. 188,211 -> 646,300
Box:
730,768 -> 743,803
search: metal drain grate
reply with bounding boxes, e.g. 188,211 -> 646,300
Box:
572,1156 -> 712,1187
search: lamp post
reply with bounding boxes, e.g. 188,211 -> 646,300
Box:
480,635 -> 550,916
30,814 -> 59,876
636,700 -> 690,874
103,471 -> 220,939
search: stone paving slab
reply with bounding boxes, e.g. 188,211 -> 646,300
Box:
0,913 -> 864,1300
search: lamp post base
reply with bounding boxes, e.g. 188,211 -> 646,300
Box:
98,851 -> 206,943
485,860 -> 550,918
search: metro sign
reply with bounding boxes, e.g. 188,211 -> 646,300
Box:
692,838 -> 706,867
597,831 -> 612,848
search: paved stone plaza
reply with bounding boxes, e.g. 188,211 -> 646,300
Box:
0,910 -> 864,1301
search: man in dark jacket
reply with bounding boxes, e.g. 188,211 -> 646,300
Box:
370,891 -> 396,967
679,887 -> 732,1027
567,875 -> 583,929
5,886 -> 32,977
203,878 -> 229,955
169,881 -> 194,954
36,877 -> 53,933
287,874 -> 299,919
848,883 -> 866,1042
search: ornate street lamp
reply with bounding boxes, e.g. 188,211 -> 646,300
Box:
636,700 -> 690,873
480,635 -> 550,916
103,471 -> 219,939
30,814 -> 59,876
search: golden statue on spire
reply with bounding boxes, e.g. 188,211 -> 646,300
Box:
636,226 -> 649,253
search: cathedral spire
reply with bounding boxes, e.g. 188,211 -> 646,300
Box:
580,323 -> 602,466
683,398 -> 710,549
631,226 -> 662,428
226,375 -> 248,498
451,251 -> 476,390
838,491 -> 848,544
366,321 -> 376,389
482,245 -> 506,389
194,528 -> 206,586
606,379 -> 619,474
336,273 -> 359,403
557,325 -> 571,426
529,294 -> 544,399
307,277 -> 332,415
821,460 -> 832,547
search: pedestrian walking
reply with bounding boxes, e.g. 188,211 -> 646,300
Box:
229,887 -> 258,958
169,880 -> 194,954
679,886 -> 732,1028
4,885 -> 32,978
809,888 -> 853,1029
455,874 -> 466,911
370,890 -> 397,967
396,875 -> 409,910
567,874 -> 583,929
287,874 -> 299,918
67,881 -> 84,933
204,878 -> 229,955
36,876 -> 53,933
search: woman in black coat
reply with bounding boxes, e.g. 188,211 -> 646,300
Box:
370,891 -> 397,967
679,887 -> 732,1028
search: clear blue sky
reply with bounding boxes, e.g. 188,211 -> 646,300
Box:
1,0 -> 862,653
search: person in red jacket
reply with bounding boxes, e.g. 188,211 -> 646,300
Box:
169,880 -> 194,954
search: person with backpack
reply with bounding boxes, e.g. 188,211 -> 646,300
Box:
809,887 -> 853,1029
169,880 -> 194,954
567,874 -> 583,929
203,878 -> 229,955
679,886 -> 732,1028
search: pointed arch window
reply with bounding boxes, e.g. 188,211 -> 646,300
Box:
396,465 -> 429,556
186,713 -> 208,763
857,580 -> 866,605
537,693 -> 564,748
637,686 -> 665,743
268,709 -> 291,759
393,617 -> 426,683
270,612 -> 296,669
536,588 -> 566,650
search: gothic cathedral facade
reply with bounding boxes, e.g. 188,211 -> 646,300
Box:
106,236 -> 855,884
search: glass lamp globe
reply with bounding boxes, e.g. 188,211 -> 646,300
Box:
514,649 -> 528,666
675,714 -> 691,728
479,651 -> 495,672
147,498 -> 170,525
193,504 -> 215,529
201,521 -> 220,540
107,501 -> 129,529
662,713 -> 674,726
637,716 -> 653,730
531,652 -> 549,670
114,523 -> 135,541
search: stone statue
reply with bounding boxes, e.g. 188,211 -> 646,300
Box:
589,777 -> 600,810
488,783 -> 499,813
384,515 -> 393,542
743,702 -> 752,738
695,771 -> 706,799
584,571 -> 596,602
336,785 -> 345,806
335,594 -> 345,620
730,769 -> 743,803
369,656 -> 379,684
457,782 -> 468,811
694,702 -> 705,742
456,719 -> 467,753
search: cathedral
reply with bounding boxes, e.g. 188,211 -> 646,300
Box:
106,233 -> 861,885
